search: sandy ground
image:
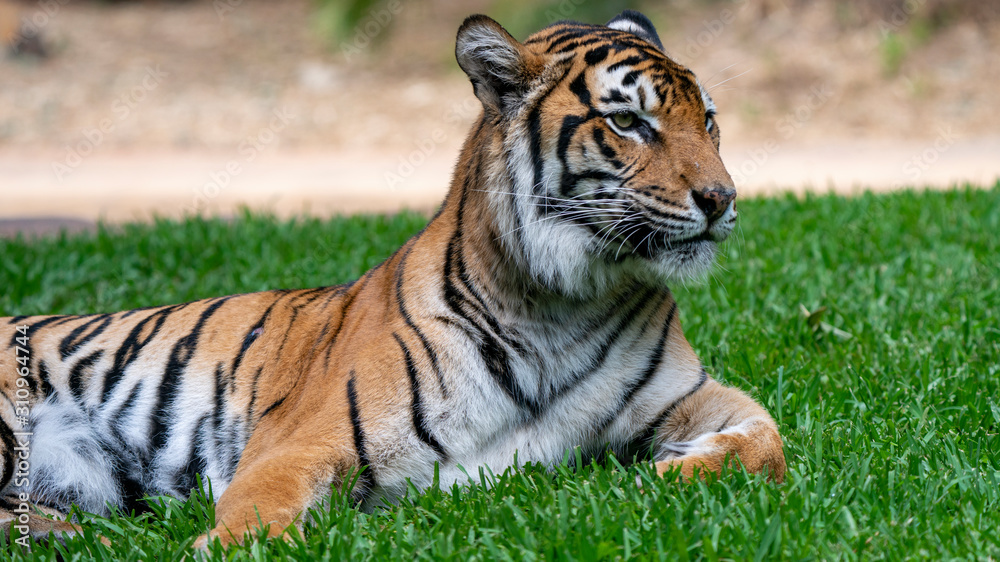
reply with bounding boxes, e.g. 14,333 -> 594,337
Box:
1,0 -> 998,234
2,136 -> 998,227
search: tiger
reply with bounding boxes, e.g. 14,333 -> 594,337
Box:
0,10 -> 785,549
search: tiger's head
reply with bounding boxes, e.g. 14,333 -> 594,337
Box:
455,11 -> 736,296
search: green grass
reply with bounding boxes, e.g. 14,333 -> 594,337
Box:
2,185 -> 999,560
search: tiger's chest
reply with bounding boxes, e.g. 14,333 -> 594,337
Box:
355,318 -> 703,505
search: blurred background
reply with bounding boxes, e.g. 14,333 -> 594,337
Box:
1,0 -> 998,233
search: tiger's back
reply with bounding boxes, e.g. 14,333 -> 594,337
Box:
0,287 -> 348,513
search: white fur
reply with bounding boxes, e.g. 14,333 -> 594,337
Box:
21,398 -> 122,513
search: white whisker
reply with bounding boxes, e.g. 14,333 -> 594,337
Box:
707,68 -> 752,92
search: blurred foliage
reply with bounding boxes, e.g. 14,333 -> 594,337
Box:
879,31 -> 907,76
313,0 -> 395,48
311,0 -> 650,49
308,0 -> 997,59
485,0 -> 645,40
877,14 -> 935,76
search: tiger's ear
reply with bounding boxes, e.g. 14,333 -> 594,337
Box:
456,15 -> 542,117
606,10 -> 665,51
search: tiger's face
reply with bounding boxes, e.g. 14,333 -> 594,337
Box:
457,11 -> 736,295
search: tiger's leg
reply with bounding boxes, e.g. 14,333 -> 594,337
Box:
0,496 -> 112,546
193,397 -> 362,549
0,496 -> 80,544
652,378 -> 786,482
192,451 -> 337,549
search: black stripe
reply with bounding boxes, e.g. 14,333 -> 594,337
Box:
525,64 -> 573,196
448,155 -> 524,346
600,88 -> 631,105
8,316 -> 28,324
232,290 -> 297,377
229,417 -> 245,481
0,495 -> 16,511
109,381 -> 142,429
0,419 -> 16,490
211,362 -> 238,481
395,245 -> 447,398
542,28 -> 594,50
21,356 -> 39,397
592,127 -> 623,168
346,373 -> 374,499
480,319 -> 535,414
101,439 -> 149,515
593,302 -> 679,436
621,69 -> 643,87
639,204 -> 697,224
584,44 -> 611,66
276,287 -> 332,357
69,350 -> 104,404
548,286 -> 655,401
257,396 -> 286,420
8,317 -> 66,389
178,413 -> 211,494
232,303 -> 272,377
443,172 -> 496,322
629,368 -> 710,456
453,243 -> 525,354
555,37 -> 604,54
37,360 -> 53,397
394,333 -> 447,459
212,362 -> 226,436
635,188 -> 685,210
247,366 -> 264,419
442,186 -> 538,416
102,305 -> 185,402
556,115 -> 588,197
568,71 -> 590,106
149,298 -> 230,453
58,314 -> 113,360
346,376 -> 368,466
527,106 -> 545,195
606,55 -> 648,74
715,414 -> 734,434
120,306 -> 155,319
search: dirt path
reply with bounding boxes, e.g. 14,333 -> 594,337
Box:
2,135 -> 997,231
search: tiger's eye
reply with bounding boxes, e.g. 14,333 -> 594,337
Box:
612,112 -> 636,129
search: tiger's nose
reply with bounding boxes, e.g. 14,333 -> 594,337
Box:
691,185 -> 736,223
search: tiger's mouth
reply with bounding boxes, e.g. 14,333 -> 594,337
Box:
611,220 -> 716,260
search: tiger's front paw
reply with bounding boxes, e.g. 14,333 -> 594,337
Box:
655,456 -> 716,480
192,528 -> 240,552
654,423 -> 786,482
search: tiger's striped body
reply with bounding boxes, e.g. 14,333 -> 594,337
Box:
1,11 -> 785,547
